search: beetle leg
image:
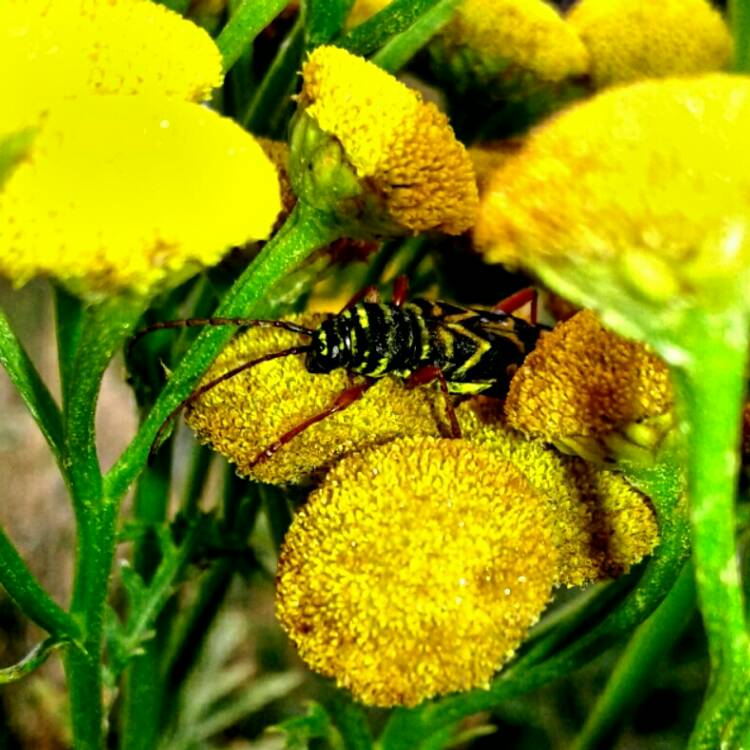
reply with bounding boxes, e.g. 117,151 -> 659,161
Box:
406,365 -> 461,439
248,378 -> 377,468
492,287 -> 538,323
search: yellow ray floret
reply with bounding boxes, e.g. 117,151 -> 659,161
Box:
0,95 -> 280,297
568,0 -> 732,88
458,400 -> 659,586
504,311 -> 673,463
299,45 -> 478,235
276,436 -> 558,706
2,0 -> 222,136
185,316 -> 448,484
474,75 -> 750,308
438,0 -> 589,86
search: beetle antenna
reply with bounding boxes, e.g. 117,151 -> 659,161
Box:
149,345 -> 312,460
128,317 -> 315,358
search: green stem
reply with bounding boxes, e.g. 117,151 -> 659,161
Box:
730,0 -> 750,72
63,297 -> 147,750
216,0 -> 289,73
572,562 -> 696,750
0,304 -> 65,470
371,0 -> 460,73
119,448 -> 172,750
671,309 -> 750,749
103,204 -> 340,504
244,18 -> 304,133
0,527 -> 80,641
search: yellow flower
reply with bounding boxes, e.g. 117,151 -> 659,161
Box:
458,400 -> 659,586
276,436 -> 558,707
504,311 -> 673,463
568,0 -> 732,89
474,75 -> 750,316
0,95 -> 281,297
257,138 -> 297,230
1,0 -> 222,136
184,315 -> 448,484
290,45 -> 478,236
434,0 -> 589,92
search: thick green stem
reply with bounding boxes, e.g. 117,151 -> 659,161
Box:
671,309 -> 750,749
62,297 -> 147,750
573,562 -> 696,750
103,204 -> 340,503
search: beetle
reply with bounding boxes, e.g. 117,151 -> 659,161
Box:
131,278 -> 544,468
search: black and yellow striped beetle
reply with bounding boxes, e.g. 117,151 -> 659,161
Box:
134,278 -> 545,468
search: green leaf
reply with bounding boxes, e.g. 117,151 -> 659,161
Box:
273,702 -> 335,750
306,0 -> 355,49
0,637 -> 68,685
371,0 -> 460,73
0,305 -> 65,468
216,0 -> 289,72
730,0 -> 750,72
339,0 -> 446,57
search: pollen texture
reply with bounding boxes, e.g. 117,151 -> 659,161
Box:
184,316 -> 447,484
504,311 -> 673,462
2,0 -> 222,135
474,74 -> 750,306
275,437 -> 558,706
439,0 -> 589,85
458,400 -> 659,586
569,0 -> 732,88
300,45 -> 478,234
0,95 -> 281,297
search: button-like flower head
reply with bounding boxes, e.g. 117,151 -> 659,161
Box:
433,0 -> 589,95
2,0 -> 222,135
475,75 -> 750,324
459,400 -> 659,585
289,46 -> 478,237
276,437 -> 558,706
0,95 -> 281,297
568,0 -> 732,89
184,316 -> 447,484
504,311 -> 673,463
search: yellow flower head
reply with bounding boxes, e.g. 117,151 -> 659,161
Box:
184,315 -> 448,484
474,75 -> 750,317
2,0 -> 222,136
276,436 -> 558,706
568,0 -> 732,89
458,400 -> 659,586
290,45 -> 478,236
0,95 -> 281,297
503,311 -> 673,463
434,0 -> 589,93
257,138 -> 296,230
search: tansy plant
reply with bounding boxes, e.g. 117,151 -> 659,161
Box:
0,1 -> 747,749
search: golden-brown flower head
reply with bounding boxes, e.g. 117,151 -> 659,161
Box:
2,0 -> 222,136
289,46 -> 478,236
432,0 -> 589,96
276,436 -> 558,706
503,311 -> 673,463
568,0 -> 732,89
475,75 -> 750,319
458,400 -> 659,585
0,95 -> 281,298
185,316 -> 448,484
